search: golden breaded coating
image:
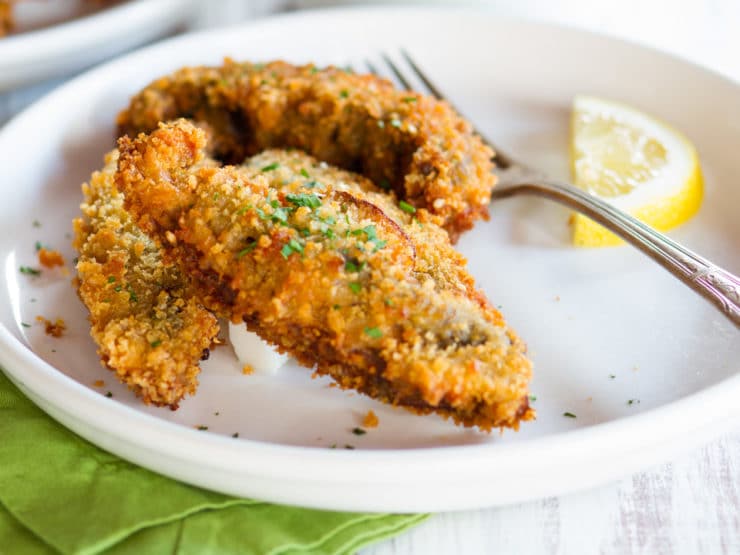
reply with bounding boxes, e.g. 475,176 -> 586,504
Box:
116,121 -> 533,430
73,150 -> 219,408
0,2 -> 12,36
117,59 -> 496,241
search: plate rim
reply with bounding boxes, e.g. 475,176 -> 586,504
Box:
1,5 -> 739,510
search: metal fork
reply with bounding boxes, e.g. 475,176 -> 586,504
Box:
365,51 -> 740,330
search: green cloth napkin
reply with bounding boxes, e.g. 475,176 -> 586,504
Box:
0,371 -> 428,554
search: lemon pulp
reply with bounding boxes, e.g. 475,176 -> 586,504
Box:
570,96 -> 703,247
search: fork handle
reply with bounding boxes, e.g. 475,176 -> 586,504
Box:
491,179 -> 740,330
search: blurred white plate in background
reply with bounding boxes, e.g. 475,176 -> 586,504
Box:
0,0 -> 196,91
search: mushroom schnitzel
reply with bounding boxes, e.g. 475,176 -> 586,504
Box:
117,59 -> 496,241
115,120 -> 533,430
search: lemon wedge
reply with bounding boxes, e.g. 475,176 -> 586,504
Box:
570,95 -> 703,247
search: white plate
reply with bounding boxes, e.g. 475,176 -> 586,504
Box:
0,0 -> 196,91
0,7 -> 738,512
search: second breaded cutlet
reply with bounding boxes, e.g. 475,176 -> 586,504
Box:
117,59 -> 496,241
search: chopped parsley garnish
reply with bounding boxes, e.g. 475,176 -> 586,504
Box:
529,395 -> 537,402
563,412 -> 577,418
237,243 -> 257,258
114,285 -> 122,292
21,322 -> 31,328
20,266 -> 41,276
304,180 -> 320,188
32,220 -> 41,228
398,200 -> 416,214
330,443 -> 337,449
344,260 -> 365,273
402,96 -> 417,103
197,425 -> 208,431
339,89 -> 349,98
150,340 -> 162,348
213,192 -> 220,200
379,178 -> 391,190
286,193 -> 321,209
127,285 -> 138,303
352,427 -> 367,436
384,298 -> 394,307
261,162 -> 280,172
348,282 -> 362,294
300,168 -> 310,178
627,399 -> 640,406
332,304 -> 341,310
609,374 -> 616,379
351,225 -> 386,250
270,206 -> 289,224
364,327 -> 382,339
281,238 -> 304,259
344,445 -> 355,450
105,391 -> 113,398
236,205 -> 252,216
34,241 -> 43,251
107,276 -> 116,283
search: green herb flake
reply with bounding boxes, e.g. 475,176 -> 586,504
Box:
379,178 -> 391,190
330,443 -> 337,449
627,399 -> 640,406
32,220 -> 41,228
197,425 -> 208,431
281,239 -> 304,259
114,285 -> 122,292
300,168 -> 310,178
344,444 -> 355,450
237,243 -> 257,258
609,374 -> 616,379
34,241 -> 43,251
269,206 -> 289,224
150,339 -> 162,348
333,304 -> 341,310
364,327 -> 382,339
212,192 -> 220,201
127,286 -> 138,303
19,266 -> 41,276
232,433 -> 239,438
399,200 -> 416,214
384,298 -> 394,307
529,395 -> 537,402
261,162 -> 280,172
402,96 -> 417,103
236,205 -> 251,216
352,427 -> 367,436
563,412 -> 577,418
105,391 -> 113,398
21,322 -> 31,328
286,193 -> 321,209
348,282 -> 362,294
107,276 -> 116,283
339,89 -> 349,98
345,260 -> 365,273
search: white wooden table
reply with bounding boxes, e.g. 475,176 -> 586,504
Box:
2,2 -> 738,553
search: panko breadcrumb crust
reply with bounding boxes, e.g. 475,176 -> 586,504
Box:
117,59 -> 496,241
73,151 -> 219,408
115,120 -> 533,430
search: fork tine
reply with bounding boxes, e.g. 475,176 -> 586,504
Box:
397,50 -> 513,169
380,54 -> 414,90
